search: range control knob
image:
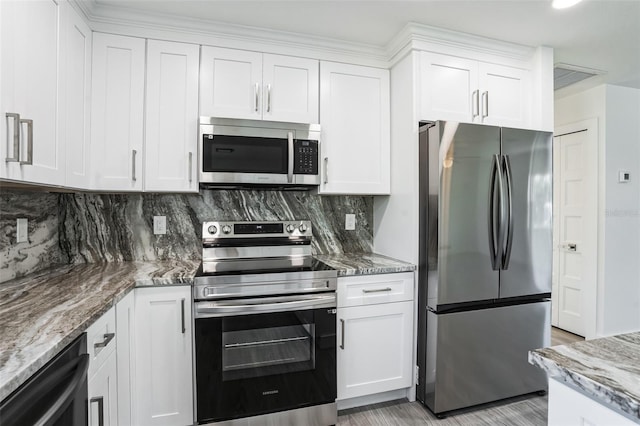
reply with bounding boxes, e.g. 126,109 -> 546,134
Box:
222,225 -> 232,235
286,224 -> 296,233
207,225 -> 218,235
298,223 -> 308,233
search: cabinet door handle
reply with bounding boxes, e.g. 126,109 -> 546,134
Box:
472,90 -> 479,118
266,84 -> 271,112
90,396 -> 104,426
5,113 -> 20,162
339,318 -> 345,350
362,287 -> 392,294
323,157 -> 329,185
19,119 -> 33,165
188,151 -> 193,183
482,91 -> 489,118
131,149 -> 137,181
181,298 -> 186,334
94,332 -> 115,350
254,83 -> 260,112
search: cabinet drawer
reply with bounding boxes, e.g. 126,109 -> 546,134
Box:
338,272 -> 414,307
86,306 -> 116,376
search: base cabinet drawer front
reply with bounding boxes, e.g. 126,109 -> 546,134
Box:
88,351 -> 118,426
338,272 -> 414,308
86,306 -> 117,377
133,286 -> 193,426
548,379 -> 639,426
337,300 -> 414,400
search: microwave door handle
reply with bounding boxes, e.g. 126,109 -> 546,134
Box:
287,131 -> 294,183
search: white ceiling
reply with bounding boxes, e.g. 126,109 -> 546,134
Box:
89,0 -> 640,90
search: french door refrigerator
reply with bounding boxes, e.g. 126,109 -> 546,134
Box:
416,121 -> 552,416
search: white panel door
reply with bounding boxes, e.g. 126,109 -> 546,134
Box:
0,0 -> 63,184
133,287 -> 193,426
145,40 -> 199,192
479,62 -> 531,128
63,4 -> 92,188
91,33 -> 145,191
419,52 -> 478,123
262,54 -> 319,123
337,301 -> 413,400
200,46 -> 262,120
88,353 -> 118,426
319,62 -> 390,194
553,129 -> 597,336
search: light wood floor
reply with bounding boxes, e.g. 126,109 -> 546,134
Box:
337,327 -> 584,425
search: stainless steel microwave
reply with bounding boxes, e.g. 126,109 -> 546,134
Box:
198,117 -> 321,187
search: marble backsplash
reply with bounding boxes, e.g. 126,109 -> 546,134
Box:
1,189 -> 373,283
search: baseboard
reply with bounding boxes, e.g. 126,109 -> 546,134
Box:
337,388 -> 410,411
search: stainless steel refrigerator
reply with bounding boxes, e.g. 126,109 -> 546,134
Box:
416,121 -> 552,417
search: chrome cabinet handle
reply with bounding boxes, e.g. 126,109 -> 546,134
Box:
340,319 -> 345,350
131,149 -> 137,181
287,132 -> 294,183
323,157 -> 328,184
181,298 -> 186,334
188,152 -> 193,183
482,91 -> 489,118
19,119 -> 33,165
472,90 -> 479,118
5,113 -> 20,162
94,333 -> 115,350
90,396 -> 104,426
254,83 -> 259,112
362,287 -> 392,294
266,84 -> 272,112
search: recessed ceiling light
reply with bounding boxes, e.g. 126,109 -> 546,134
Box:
552,0 -> 583,9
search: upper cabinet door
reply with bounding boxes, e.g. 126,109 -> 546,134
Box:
420,52 -> 479,123
320,62 -> 390,195
200,46 -> 262,120
0,0 -> 63,184
145,40 -> 199,192
479,62 -> 531,128
262,54 -> 319,123
90,33 -> 145,191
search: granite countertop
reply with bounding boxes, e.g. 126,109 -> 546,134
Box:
529,332 -> 640,421
314,252 -> 416,276
0,259 -> 199,402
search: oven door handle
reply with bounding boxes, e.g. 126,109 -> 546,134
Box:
195,293 -> 336,318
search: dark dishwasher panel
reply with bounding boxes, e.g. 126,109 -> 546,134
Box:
0,333 -> 89,426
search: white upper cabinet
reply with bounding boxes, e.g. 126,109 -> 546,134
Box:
420,52 -> 531,128
63,4 -> 92,189
1,0 -> 64,185
200,46 -> 319,123
90,33 -> 145,191
319,61 -> 390,195
144,40 -> 199,192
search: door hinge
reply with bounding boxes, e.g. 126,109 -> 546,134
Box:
414,365 -> 419,385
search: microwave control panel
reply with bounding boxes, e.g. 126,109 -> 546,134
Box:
293,140 -> 319,175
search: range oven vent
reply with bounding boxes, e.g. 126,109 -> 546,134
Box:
554,64 -> 604,90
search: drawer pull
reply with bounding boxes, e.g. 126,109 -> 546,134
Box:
94,333 -> 115,350
339,319 -> 345,350
362,287 -> 392,294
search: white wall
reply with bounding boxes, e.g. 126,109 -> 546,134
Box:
555,84 -> 640,337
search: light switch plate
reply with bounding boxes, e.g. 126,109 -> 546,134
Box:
345,214 -> 356,230
16,218 -> 28,243
153,216 -> 167,235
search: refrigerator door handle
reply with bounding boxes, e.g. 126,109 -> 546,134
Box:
488,154 -> 501,270
502,155 -> 514,269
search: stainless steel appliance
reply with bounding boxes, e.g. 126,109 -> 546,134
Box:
0,333 -> 89,425
193,220 -> 337,426
416,121 -> 552,416
199,117 -> 321,188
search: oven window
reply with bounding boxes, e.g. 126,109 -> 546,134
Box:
203,134 -> 288,174
222,322 -> 315,381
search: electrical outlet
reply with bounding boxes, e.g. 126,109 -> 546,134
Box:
16,218 -> 28,243
153,216 -> 167,235
345,214 -> 356,230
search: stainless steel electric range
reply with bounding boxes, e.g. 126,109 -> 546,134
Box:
193,220 -> 337,426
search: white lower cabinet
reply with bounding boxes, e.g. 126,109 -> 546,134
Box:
132,286 -> 193,426
116,290 -> 135,426
336,273 -> 414,401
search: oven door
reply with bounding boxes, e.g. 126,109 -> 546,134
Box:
194,294 -> 336,424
